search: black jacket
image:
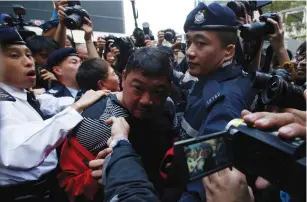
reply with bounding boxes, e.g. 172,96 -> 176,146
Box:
103,141 -> 160,202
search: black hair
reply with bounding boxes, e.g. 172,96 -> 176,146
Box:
26,35 -> 59,54
216,31 -> 237,48
297,42 -> 306,56
125,47 -> 173,81
76,58 -> 109,91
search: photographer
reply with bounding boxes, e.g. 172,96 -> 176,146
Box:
157,29 -> 176,47
292,42 -> 306,86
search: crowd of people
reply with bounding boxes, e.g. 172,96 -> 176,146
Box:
0,1 -> 306,202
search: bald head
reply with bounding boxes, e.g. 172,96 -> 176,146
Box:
77,43 -> 88,62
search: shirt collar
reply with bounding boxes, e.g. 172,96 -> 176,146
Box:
66,87 -> 78,98
0,83 -> 27,101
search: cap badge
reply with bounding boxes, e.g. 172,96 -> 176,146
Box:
194,10 -> 205,24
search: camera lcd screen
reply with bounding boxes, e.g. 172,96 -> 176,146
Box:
183,137 -> 230,180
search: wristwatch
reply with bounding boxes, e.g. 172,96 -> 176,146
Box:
109,137 -> 130,149
282,62 -> 295,72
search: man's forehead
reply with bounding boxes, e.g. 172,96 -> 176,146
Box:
127,71 -> 169,85
2,44 -> 30,52
186,31 -> 210,39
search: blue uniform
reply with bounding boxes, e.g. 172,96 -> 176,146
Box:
46,82 -> 74,98
179,64 -> 256,202
180,63 -> 255,139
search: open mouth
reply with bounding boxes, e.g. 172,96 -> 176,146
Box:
26,70 -> 36,77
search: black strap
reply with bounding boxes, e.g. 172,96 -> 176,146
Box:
27,91 -> 46,120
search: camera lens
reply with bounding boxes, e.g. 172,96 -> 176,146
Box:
253,72 -> 272,89
262,76 -> 283,104
64,13 -> 82,30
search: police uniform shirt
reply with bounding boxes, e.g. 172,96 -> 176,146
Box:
66,86 -> 78,98
0,83 -> 83,185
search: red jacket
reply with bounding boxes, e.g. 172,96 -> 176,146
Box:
58,137 -> 99,202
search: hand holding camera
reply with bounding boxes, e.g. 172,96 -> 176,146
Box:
81,17 -> 93,41
266,15 -> 286,52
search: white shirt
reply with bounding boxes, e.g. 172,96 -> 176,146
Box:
0,83 -> 83,185
66,87 -> 78,98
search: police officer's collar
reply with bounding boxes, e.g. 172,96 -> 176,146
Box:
198,62 -> 243,83
0,82 -> 27,101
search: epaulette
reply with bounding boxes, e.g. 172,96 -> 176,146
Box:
0,88 -> 16,102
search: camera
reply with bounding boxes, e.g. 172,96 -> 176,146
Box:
262,75 -> 306,110
1,4 -> 36,40
133,28 -> 145,47
173,119 -> 306,200
142,22 -> 154,41
227,0 -> 272,18
163,29 -> 176,43
252,69 -> 292,89
63,1 -> 90,30
240,13 -> 279,40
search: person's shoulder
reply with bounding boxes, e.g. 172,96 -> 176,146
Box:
81,95 -> 110,119
46,82 -> 65,97
0,88 -> 16,102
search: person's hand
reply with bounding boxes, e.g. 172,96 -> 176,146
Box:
157,30 -> 164,46
105,117 -> 130,146
57,5 -> 67,24
89,148 -> 112,184
144,40 -> 155,47
40,69 -> 57,81
237,12 -> 252,25
33,88 -> 46,96
82,17 -> 93,41
54,0 -> 68,11
242,93 -> 306,139
96,37 -> 106,50
267,15 -> 285,51
203,168 -> 254,202
72,90 -> 110,112
111,47 -> 120,58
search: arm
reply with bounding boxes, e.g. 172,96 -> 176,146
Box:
103,142 -> 160,202
0,90 -> 108,169
0,104 -> 83,169
53,5 -> 67,48
82,17 -> 100,59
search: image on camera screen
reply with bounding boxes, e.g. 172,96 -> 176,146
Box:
184,137 -> 229,179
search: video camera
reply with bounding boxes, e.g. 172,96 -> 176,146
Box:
174,119 -> 306,201
0,4 -> 36,40
63,1 -> 90,30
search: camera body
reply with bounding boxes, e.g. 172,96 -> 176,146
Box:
133,28 -> 146,47
64,5 -> 90,30
227,0 -> 272,18
173,119 -> 306,200
163,29 -> 176,43
240,13 -> 279,40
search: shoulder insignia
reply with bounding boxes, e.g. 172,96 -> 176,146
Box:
205,92 -> 222,107
0,88 -> 16,102
47,89 -> 59,94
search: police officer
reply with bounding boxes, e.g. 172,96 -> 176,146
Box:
179,2 -> 256,201
45,47 -> 82,98
0,27 -> 107,202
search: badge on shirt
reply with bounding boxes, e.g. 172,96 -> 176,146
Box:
205,92 -> 222,108
0,88 -> 16,102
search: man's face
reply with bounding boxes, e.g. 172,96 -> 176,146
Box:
185,31 -> 228,77
33,49 -> 51,66
1,44 -> 36,89
54,56 -> 81,84
122,71 -> 170,119
293,51 -> 306,84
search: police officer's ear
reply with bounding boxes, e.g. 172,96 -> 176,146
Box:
52,65 -> 62,76
223,44 -> 236,61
